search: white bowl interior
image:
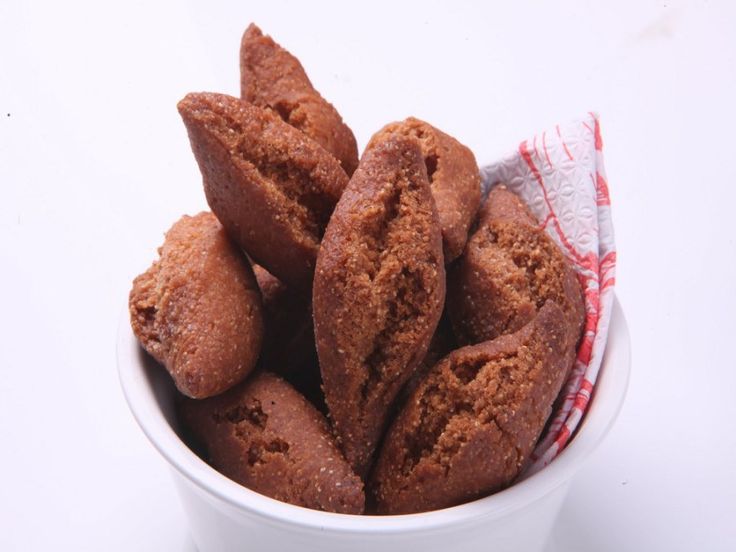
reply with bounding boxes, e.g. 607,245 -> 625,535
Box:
117,297 -> 630,534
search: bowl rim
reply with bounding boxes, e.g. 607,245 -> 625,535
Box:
117,296 -> 630,534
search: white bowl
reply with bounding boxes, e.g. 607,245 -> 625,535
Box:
117,298 -> 630,552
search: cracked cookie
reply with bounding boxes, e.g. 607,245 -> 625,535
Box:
367,118 -> 481,262
177,92 -> 349,290
129,212 -> 263,399
179,371 -> 364,514
370,302 -> 570,514
313,135 -> 445,478
241,24 -> 359,176
448,185 -> 585,348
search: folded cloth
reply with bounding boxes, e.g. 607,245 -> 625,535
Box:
480,113 -> 616,474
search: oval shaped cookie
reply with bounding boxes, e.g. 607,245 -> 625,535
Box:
241,24 -> 359,176
370,302 -> 571,514
313,135 -> 446,477
177,92 -> 349,290
448,185 -> 585,347
367,117 -> 481,262
129,212 -> 263,399
178,372 -> 364,514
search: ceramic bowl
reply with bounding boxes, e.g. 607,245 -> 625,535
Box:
118,298 -> 630,552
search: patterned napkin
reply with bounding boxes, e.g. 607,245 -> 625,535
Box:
479,113 -> 616,474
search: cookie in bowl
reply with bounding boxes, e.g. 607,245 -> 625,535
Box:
179,371 -> 364,514
448,185 -> 584,350
367,118 -> 481,263
313,134 -> 446,478
241,24 -> 359,176
177,92 -> 349,290
129,212 -> 264,399
370,302 -> 572,514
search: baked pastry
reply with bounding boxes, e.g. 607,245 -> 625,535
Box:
129,212 -> 263,399
313,134 -> 445,477
177,92 -> 349,290
367,118 -> 481,262
179,372 -> 364,514
448,185 -> 585,348
370,302 -> 571,514
241,23 -> 359,176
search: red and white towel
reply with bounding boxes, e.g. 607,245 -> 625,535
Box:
479,112 -> 617,474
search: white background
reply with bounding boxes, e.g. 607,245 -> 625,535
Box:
1,0 -> 735,550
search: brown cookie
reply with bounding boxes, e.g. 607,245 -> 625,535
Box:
179,372 -> 364,514
241,24 -> 359,176
370,302 -> 571,514
129,212 -> 263,399
448,185 -> 585,347
313,135 -> 446,477
367,118 -> 481,262
177,92 -> 349,290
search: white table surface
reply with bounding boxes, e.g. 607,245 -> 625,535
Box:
1,1 -> 735,550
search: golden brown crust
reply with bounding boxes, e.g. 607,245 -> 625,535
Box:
370,302 -> 570,514
313,135 -> 446,478
448,185 -> 585,348
177,92 -> 349,290
179,372 -> 364,514
367,118 -> 481,262
129,212 -> 264,399
241,24 -> 359,176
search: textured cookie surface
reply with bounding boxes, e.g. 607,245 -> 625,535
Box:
448,185 -> 585,347
370,302 -> 570,514
129,212 -> 263,399
177,92 -> 349,289
313,135 -> 446,477
179,372 -> 364,514
241,24 -> 359,176
367,118 -> 481,262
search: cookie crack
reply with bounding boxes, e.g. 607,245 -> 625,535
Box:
213,399 -> 268,428
206,105 -> 330,247
357,168 -> 430,406
255,158 -> 331,240
398,348 -> 529,479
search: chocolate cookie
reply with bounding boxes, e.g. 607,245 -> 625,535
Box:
448,185 -> 585,347
179,372 -> 364,514
129,212 -> 263,399
177,92 -> 349,290
370,302 -> 571,514
241,24 -> 359,176
367,118 -> 481,262
313,135 -> 446,477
